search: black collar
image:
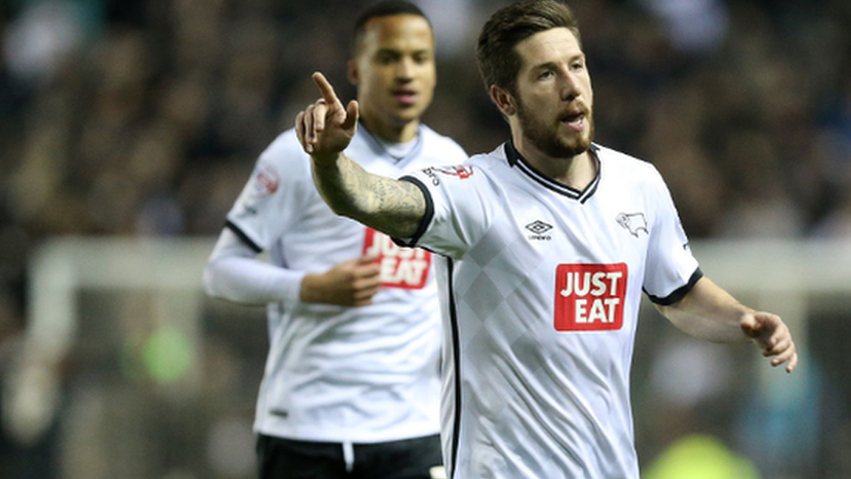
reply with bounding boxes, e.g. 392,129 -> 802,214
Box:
503,139 -> 601,203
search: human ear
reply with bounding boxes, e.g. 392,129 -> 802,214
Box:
347,59 -> 359,86
490,85 -> 517,117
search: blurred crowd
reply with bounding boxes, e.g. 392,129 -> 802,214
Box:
0,0 -> 850,328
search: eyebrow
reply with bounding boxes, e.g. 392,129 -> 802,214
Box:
531,61 -> 558,71
375,48 -> 432,56
529,54 -> 585,71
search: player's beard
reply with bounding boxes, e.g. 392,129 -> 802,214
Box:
516,98 -> 594,159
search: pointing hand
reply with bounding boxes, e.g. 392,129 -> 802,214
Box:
295,72 -> 359,161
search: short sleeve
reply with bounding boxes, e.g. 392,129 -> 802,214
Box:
643,170 -> 702,304
395,162 -> 491,259
226,132 -> 307,251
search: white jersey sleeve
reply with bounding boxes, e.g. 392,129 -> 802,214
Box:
203,228 -> 305,304
225,130 -> 309,252
398,162 -> 491,259
642,167 -> 702,304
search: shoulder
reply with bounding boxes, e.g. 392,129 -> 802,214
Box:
463,143 -> 510,173
257,129 -> 310,170
418,124 -> 468,161
595,144 -> 665,184
257,128 -> 380,182
421,148 -> 502,188
430,144 -> 508,182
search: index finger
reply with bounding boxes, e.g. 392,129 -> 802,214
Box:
312,72 -> 341,107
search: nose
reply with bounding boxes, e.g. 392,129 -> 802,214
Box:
395,57 -> 415,81
559,68 -> 580,101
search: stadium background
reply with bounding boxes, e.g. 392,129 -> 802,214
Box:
0,0 -> 850,477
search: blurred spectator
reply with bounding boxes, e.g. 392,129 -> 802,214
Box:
1,0 -> 848,242
639,0 -> 729,56
3,1 -> 86,87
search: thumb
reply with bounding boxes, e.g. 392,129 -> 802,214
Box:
740,313 -> 761,339
341,100 -> 359,132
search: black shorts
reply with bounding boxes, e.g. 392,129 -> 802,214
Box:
256,433 -> 442,479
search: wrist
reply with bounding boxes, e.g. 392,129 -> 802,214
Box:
310,152 -> 342,168
299,272 -> 323,303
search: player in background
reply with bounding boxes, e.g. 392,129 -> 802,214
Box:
294,1 -> 798,478
203,2 -> 466,478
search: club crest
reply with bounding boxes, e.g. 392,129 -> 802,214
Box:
616,212 -> 648,237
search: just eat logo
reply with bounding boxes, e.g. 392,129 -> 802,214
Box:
554,263 -> 627,331
363,229 -> 431,289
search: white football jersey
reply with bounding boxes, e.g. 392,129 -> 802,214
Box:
398,142 -> 701,478
226,124 -> 467,443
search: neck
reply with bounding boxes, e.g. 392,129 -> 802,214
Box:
359,113 -> 419,143
512,132 -> 595,190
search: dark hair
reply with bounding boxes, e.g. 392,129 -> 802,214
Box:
476,0 -> 581,94
352,1 -> 432,55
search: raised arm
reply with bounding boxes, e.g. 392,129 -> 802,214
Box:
295,72 -> 427,239
655,276 -> 798,373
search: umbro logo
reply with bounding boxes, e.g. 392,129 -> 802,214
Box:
525,220 -> 553,241
526,220 -> 552,234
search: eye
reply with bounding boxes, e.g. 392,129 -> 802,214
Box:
376,52 -> 398,65
538,70 -> 554,80
571,59 -> 585,71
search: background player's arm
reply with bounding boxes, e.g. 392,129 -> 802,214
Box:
655,277 -> 798,373
203,229 -> 382,307
299,255 -> 382,307
296,72 -> 427,239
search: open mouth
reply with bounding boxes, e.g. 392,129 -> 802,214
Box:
561,110 -> 586,132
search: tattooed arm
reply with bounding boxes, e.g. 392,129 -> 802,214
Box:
295,72 -> 427,239
311,151 -> 426,239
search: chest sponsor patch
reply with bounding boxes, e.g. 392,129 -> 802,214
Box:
554,263 -> 627,331
363,229 -> 431,289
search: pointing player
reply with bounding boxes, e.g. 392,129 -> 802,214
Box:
203,2 -> 466,478
295,1 -> 798,478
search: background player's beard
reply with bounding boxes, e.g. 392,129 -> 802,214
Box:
516,99 -> 594,158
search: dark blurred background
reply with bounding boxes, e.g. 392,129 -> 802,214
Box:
0,0 -> 850,478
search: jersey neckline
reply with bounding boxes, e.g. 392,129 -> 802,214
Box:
503,139 -> 601,203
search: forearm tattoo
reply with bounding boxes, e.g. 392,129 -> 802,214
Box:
313,155 -> 426,238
